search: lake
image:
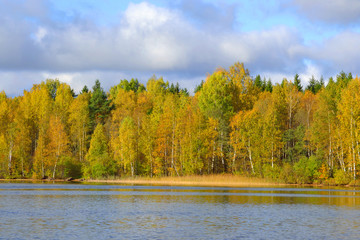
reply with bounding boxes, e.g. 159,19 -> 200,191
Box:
1,183 -> 360,239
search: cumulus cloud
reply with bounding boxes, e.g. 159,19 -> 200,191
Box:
302,31 -> 360,76
0,1 -> 305,74
0,70 -> 148,96
221,27 -> 305,74
0,71 -> 44,96
178,0 -> 237,31
258,62 -> 322,87
1,0 -> 360,95
298,61 -> 322,84
292,0 -> 360,24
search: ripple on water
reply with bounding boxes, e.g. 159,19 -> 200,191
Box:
0,183 -> 360,239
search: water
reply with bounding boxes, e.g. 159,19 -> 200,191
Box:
1,183 -> 360,239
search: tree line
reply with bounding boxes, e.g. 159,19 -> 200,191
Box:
0,62 -> 358,184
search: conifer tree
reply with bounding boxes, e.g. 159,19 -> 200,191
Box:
294,74 -> 303,92
89,80 -> 112,130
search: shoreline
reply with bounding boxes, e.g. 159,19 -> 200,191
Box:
0,175 -> 330,187
0,174 -> 358,188
0,175 -> 284,187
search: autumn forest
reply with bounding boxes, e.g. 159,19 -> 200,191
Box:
0,62 -> 358,184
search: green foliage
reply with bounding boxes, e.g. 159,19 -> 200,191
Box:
45,79 -> 61,99
168,82 -> 180,94
282,125 -> 305,162
306,75 -> 324,94
194,80 -> 204,94
254,75 -> 265,91
294,74 -> 302,92
265,79 -> 273,92
81,85 -> 89,94
89,80 -> 113,128
294,156 -> 321,184
111,79 -> 146,96
124,78 -> 146,93
84,124 -> 115,178
262,164 -> 281,181
198,71 -> 234,126
336,71 -> 352,89
59,156 -> 82,179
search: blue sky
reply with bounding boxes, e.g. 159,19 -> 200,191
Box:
1,0 -> 360,95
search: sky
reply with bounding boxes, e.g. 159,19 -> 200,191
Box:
1,0 -> 360,95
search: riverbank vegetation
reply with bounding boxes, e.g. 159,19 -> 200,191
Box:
83,174 -> 275,186
0,62 -> 359,185
0,174 -> 277,187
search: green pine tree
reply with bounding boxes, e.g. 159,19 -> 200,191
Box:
89,80 -> 113,130
294,74 -> 303,92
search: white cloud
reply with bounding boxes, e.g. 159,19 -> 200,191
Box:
0,70 -> 137,96
259,71 -> 293,84
34,27 -> 47,43
121,2 -> 174,36
303,31 -> 360,76
3,2 -> 305,71
1,0 -> 360,95
293,0 -> 360,24
0,71 -> 43,96
0,1 -> 308,94
221,26 -> 305,74
259,61 -> 322,87
298,61 -> 322,85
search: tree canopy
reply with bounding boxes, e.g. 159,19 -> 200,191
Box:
0,66 -> 358,185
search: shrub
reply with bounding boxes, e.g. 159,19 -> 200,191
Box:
279,163 -> 296,183
333,169 -> 351,185
262,164 -> 281,181
62,157 -> 82,179
294,156 -> 321,184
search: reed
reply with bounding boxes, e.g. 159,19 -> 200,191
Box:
85,174 -> 282,187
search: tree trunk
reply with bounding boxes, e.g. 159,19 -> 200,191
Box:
171,121 -> 179,176
350,112 -> 356,180
52,156 -> 58,179
41,157 -> 44,178
8,141 -> 13,176
220,131 -> 225,169
130,152 -> 134,177
232,147 -> 237,173
211,140 -> 215,173
271,142 -> 274,169
149,149 -> 153,178
328,112 -> 333,169
248,139 -> 254,174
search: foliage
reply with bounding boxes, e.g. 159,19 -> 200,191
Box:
278,163 -> 296,183
294,74 -> 303,92
89,80 -> 113,129
333,169 -> 351,185
84,124 -> 115,178
0,66 -> 359,185
306,76 -> 324,94
294,156 -> 321,184
194,80 -> 204,93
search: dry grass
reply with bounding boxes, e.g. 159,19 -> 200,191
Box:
0,174 -> 284,187
85,174 -> 282,187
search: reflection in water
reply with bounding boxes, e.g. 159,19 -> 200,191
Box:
1,183 -> 360,239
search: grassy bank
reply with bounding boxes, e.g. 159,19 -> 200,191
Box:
82,174 -> 285,187
3,174 -> 359,187
0,175 -> 283,187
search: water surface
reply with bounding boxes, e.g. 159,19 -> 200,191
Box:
1,183 -> 360,239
